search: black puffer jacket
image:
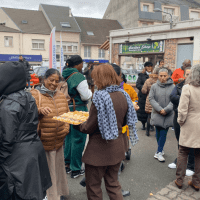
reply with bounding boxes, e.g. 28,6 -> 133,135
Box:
136,72 -> 149,122
0,62 -> 51,200
170,80 -> 185,114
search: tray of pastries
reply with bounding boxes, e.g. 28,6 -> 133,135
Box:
53,111 -> 89,125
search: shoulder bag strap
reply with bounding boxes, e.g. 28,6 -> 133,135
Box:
66,72 -> 78,82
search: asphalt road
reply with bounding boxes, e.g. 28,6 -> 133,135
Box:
66,122 -> 178,200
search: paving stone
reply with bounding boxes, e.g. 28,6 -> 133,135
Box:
157,188 -> 171,196
147,198 -> 158,200
153,194 -> 170,200
184,187 -> 195,196
167,191 -> 178,199
178,194 -> 195,200
167,184 -> 182,193
191,192 -> 200,200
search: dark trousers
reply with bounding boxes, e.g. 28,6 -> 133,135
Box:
176,146 -> 200,188
155,126 -> 169,153
173,112 -> 195,171
85,163 -> 123,200
146,114 -> 151,133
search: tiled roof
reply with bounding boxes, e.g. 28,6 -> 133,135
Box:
0,25 -> 20,33
74,17 -> 123,45
40,4 -> 81,32
2,7 -> 51,34
141,0 -> 200,8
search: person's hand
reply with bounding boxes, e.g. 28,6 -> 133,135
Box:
133,102 -> 140,111
160,109 -> 167,116
40,107 -> 52,116
178,78 -> 185,82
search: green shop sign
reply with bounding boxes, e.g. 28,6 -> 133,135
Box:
119,41 -> 164,54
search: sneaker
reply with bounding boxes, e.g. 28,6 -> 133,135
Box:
154,152 -> 165,162
186,169 -> 195,176
122,190 -> 130,197
171,127 -> 174,131
43,196 -> 48,200
71,170 -> 85,179
150,126 -> 154,132
168,163 -> 176,169
65,167 -> 72,174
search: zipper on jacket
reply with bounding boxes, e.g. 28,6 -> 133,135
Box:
51,96 -> 59,150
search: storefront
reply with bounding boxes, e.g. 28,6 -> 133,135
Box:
0,54 -> 42,65
109,19 -> 200,84
83,59 -> 109,64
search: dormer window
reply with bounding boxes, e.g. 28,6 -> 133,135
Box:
87,31 -> 94,36
164,8 -> 174,15
60,22 -> 71,28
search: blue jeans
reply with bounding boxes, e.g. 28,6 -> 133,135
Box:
156,126 -> 169,153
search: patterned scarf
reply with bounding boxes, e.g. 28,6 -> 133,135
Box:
92,85 -> 138,144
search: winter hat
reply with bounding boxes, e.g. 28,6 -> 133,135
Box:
0,61 -> 26,97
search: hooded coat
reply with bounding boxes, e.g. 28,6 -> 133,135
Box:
136,72 -> 149,122
149,78 -> 175,129
141,74 -> 158,113
0,62 -> 51,200
19,58 -> 31,81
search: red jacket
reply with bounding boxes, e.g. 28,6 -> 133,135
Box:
171,68 -> 184,84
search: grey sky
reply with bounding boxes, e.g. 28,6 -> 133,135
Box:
1,0 -> 109,18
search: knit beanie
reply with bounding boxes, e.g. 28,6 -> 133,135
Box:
0,62 -> 26,97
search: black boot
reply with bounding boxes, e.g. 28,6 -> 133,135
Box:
80,177 -> 86,187
146,130 -> 150,136
141,122 -> 146,130
146,121 -> 150,136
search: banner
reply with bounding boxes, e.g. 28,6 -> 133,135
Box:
119,41 -> 164,54
49,27 -> 56,69
60,33 -> 65,73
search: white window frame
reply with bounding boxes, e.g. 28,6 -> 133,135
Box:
4,36 -> 13,47
56,42 -> 78,53
32,39 -> 45,50
84,46 -> 91,58
98,49 -> 105,59
164,8 -> 175,15
143,5 -> 149,12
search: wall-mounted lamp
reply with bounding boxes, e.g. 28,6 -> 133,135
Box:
147,35 -> 152,41
125,32 -> 130,43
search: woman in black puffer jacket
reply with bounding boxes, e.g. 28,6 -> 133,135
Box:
136,62 -> 153,130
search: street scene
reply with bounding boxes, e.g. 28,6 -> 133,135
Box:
0,0 -> 200,200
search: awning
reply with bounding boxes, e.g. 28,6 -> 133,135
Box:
100,39 -> 109,50
0,54 -> 42,62
83,59 -> 109,63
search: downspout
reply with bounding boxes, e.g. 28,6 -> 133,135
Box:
109,35 -> 112,63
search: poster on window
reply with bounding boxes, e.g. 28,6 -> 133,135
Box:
125,74 -> 138,83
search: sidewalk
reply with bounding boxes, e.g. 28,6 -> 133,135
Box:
147,176 -> 200,200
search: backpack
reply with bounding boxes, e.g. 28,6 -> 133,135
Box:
57,72 -> 78,111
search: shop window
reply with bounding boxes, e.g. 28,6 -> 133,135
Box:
84,46 -> 91,58
164,8 -> 175,15
98,49 -> 105,59
143,5 -> 149,12
190,11 -> 199,19
4,36 -> 13,47
32,39 -> 45,50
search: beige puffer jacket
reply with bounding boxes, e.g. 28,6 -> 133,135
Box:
31,86 -> 70,151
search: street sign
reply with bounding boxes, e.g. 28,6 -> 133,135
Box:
119,41 -> 164,54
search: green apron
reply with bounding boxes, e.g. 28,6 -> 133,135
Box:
63,68 -> 88,171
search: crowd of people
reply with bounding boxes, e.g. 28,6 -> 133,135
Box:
0,55 -> 200,200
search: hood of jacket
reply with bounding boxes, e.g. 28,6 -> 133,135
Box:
157,78 -> 174,88
62,67 -> 79,79
0,62 -> 26,97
